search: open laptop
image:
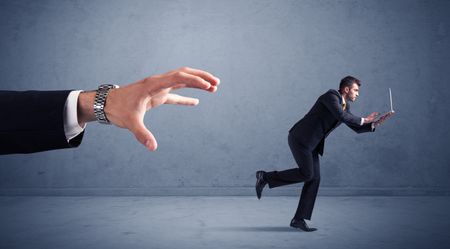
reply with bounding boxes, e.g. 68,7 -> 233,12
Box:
375,88 -> 395,122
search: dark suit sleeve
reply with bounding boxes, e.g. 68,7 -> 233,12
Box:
347,122 -> 374,133
320,92 -> 362,127
0,90 -> 84,155
345,106 -> 375,134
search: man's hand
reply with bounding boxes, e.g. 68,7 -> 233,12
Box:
364,112 -> 379,123
374,111 -> 395,127
77,67 -> 220,151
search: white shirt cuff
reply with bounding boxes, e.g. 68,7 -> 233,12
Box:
64,90 -> 86,142
360,118 -> 364,126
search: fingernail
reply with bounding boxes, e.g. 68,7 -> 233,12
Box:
208,86 -> 217,93
215,77 -> 221,85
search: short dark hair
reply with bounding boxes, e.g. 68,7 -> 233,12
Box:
339,76 -> 360,92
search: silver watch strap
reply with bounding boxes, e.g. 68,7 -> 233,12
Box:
94,84 -> 119,124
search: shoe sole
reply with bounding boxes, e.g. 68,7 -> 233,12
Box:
290,225 -> 317,232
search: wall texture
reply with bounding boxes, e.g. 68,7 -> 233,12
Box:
0,0 -> 449,195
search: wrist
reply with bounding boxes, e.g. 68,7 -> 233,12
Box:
94,84 -> 119,124
77,91 -> 96,126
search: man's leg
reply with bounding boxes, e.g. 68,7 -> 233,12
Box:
293,151 -> 321,220
264,134 -> 314,188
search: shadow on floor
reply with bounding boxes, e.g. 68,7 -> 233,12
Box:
210,226 -> 299,232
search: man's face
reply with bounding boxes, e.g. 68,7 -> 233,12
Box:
345,83 -> 359,102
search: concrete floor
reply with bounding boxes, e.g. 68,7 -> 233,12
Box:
1,196 -> 449,249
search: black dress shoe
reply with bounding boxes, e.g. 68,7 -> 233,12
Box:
255,171 -> 267,199
290,218 -> 317,232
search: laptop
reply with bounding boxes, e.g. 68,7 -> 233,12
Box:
376,88 -> 395,122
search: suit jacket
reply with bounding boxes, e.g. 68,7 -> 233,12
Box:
289,89 -> 373,155
0,90 -> 84,155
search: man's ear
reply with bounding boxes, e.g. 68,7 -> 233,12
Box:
344,87 -> 350,94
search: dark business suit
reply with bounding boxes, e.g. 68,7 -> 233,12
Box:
264,89 -> 374,220
0,90 -> 84,155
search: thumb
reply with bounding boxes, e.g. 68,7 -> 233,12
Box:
129,119 -> 158,151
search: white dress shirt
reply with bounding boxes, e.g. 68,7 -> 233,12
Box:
63,90 -> 86,142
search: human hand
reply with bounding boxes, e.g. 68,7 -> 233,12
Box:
364,112 -> 380,123
374,111 -> 394,127
78,67 -> 220,151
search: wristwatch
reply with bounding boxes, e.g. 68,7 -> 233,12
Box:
94,84 -> 119,124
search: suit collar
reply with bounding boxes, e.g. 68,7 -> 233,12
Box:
327,89 -> 343,103
327,89 -> 349,109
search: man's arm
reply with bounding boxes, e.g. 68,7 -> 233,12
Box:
0,90 -> 82,154
0,67 -> 220,155
347,122 -> 374,133
345,107 -> 377,134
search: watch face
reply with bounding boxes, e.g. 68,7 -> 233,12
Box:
98,84 -> 119,90
98,84 -> 115,90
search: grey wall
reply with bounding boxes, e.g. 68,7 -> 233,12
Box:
1,0 -> 449,195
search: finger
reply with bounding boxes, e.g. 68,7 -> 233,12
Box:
173,84 -> 217,92
171,82 -> 212,92
207,85 -> 218,93
129,119 -> 158,151
165,93 -> 199,106
171,84 -> 185,90
160,71 -> 211,90
178,67 -> 221,86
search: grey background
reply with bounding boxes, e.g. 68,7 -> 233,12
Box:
0,0 -> 449,195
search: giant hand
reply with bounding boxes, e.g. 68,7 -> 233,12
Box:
77,67 -> 220,151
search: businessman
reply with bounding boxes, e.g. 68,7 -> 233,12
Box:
0,67 -> 220,155
255,76 -> 393,232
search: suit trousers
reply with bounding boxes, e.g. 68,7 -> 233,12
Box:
264,133 -> 321,220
